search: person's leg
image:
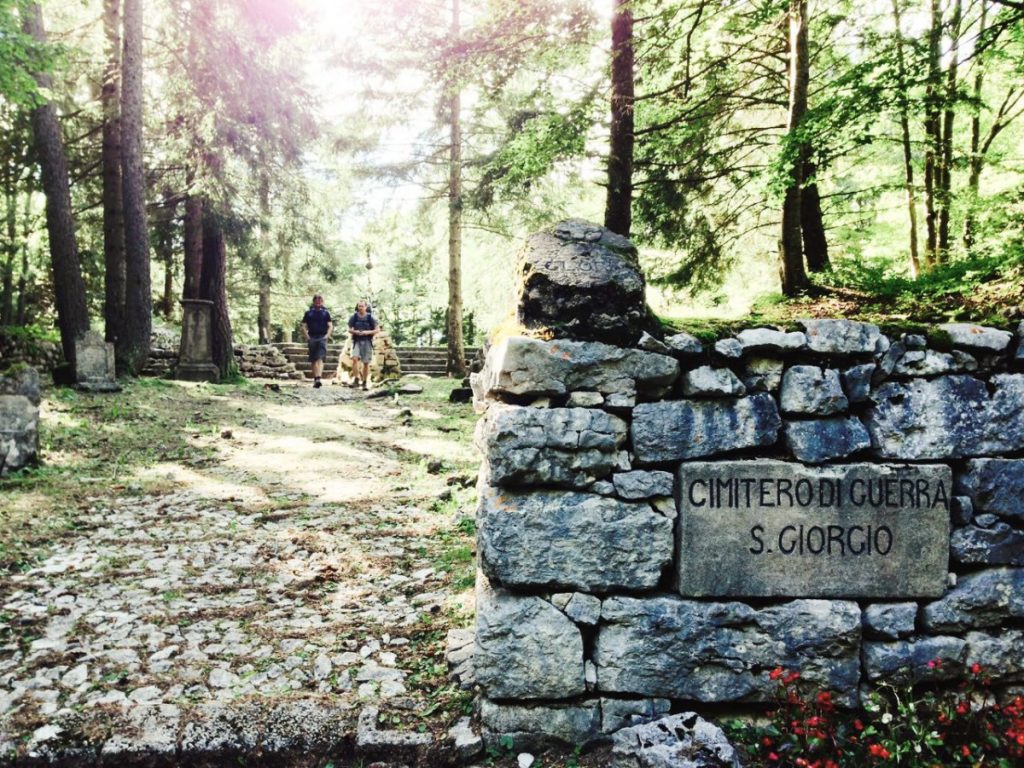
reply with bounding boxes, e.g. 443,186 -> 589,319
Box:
360,360 -> 370,389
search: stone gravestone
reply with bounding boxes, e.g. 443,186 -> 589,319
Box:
0,365 -> 40,475
177,299 -> 220,382
517,219 -> 648,347
74,329 -> 121,392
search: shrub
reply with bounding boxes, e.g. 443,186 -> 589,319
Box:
727,663 -> 1024,767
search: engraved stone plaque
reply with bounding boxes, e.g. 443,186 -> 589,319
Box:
676,461 -> 951,598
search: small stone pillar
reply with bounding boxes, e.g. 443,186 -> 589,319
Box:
177,299 -> 220,382
74,329 -> 121,392
0,365 -> 40,475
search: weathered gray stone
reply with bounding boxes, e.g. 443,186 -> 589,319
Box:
862,603 -> 918,640
0,392 -> 39,474
475,579 -> 585,699
477,486 -> 673,591
922,568 -> 1024,632
74,330 -> 120,391
609,713 -> 739,768
783,417 -> 871,463
477,404 -> 628,488
567,391 -> 604,408
736,328 -> 806,352
682,366 -> 745,398
676,461 -> 951,598
638,332 -> 671,355
595,597 -> 861,704
939,323 -> 1013,352
839,364 -> 872,405
892,349 -> 977,377
600,698 -> 672,735
517,219 -> 646,346
554,593 -> 602,626
951,524 -> 1024,565
477,337 -> 679,401
875,340 -> 907,382
957,459 -> 1024,522
480,698 -> 602,750
743,358 -> 785,393
863,637 -> 968,683
664,332 -> 703,355
448,716 -> 483,762
714,338 -> 742,359
631,394 -> 780,464
965,630 -> 1024,683
780,366 -> 848,415
178,299 -> 221,382
952,496 -> 974,526
1016,321 -> 1024,364
613,470 -> 674,500
904,334 -> 927,350
0,364 -> 40,405
800,319 -> 881,354
867,375 -> 1024,458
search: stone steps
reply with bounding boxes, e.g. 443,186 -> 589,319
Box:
395,347 -> 480,377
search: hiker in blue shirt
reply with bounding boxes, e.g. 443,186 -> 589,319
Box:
301,293 -> 333,389
348,300 -> 379,390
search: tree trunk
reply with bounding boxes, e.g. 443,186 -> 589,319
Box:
2,160 -> 15,325
801,165 -> 829,272
182,187 -> 203,300
22,2 -> 90,364
446,0 -> 466,378
102,0 -> 126,346
937,0 -> 962,260
119,0 -> 151,374
16,191 -> 31,326
779,0 -> 810,296
890,0 -> 921,276
200,202 -> 233,379
257,170 -> 272,345
258,277 -> 271,344
152,190 -> 176,319
923,0 -> 942,266
962,1 -> 987,252
604,0 -> 634,237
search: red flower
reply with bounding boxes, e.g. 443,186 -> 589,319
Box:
868,743 -> 891,759
784,671 -> 801,685
768,752 -> 780,761
770,667 -> 784,681
762,736 -> 774,747
970,662 -> 982,674
961,745 -> 971,757
956,702 -> 969,715
854,719 -> 864,731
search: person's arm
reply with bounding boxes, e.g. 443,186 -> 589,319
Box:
326,319 -> 333,340
301,317 -> 310,340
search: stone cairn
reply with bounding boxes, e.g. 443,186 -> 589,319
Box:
469,219 -> 1024,753
338,330 -> 402,383
0,365 -> 40,475
234,344 -> 304,380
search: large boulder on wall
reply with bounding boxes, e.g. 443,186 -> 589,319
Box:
516,219 -> 648,347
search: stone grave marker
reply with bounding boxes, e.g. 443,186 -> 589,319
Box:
75,329 -> 120,392
0,365 -> 40,474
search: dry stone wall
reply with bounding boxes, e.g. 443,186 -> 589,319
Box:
470,221 -> 1024,749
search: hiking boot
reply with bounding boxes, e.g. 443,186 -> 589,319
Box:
362,381 -> 368,391
314,379 -> 322,389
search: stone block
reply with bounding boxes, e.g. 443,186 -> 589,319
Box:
892,349 -> 977,377
951,524 -> 1024,565
714,338 -> 742,359
939,323 -> 1013,352
595,597 -> 861,704
867,375 -> 1024,458
476,336 -> 679,402
863,603 -> 918,640
783,417 -> 871,463
736,327 -> 806,352
476,404 -> 627,489
474,579 -> 585,699
957,459 -> 1024,523
0,387 -> 39,474
664,331 -> 703,355
612,470 -> 674,500
631,394 -> 780,464
675,461 -> 951,598
480,698 -> 602,750
517,219 -> 646,346
74,329 -> 119,391
863,636 -> 968,684
966,630 -> 1024,684
682,366 -> 745,397
477,486 -> 673,591
799,319 -> 881,354
780,366 -> 848,415
743,358 -> 785,393
922,568 -> 1024,632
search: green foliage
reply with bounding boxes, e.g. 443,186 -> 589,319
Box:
727,664 -> 1024,768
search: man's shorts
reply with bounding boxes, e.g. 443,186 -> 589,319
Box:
353,338 -> 373,363
308,336 -> 328,362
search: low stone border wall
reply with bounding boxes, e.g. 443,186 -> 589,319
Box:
0,364 -> 40,475
471,318 -> 1024,747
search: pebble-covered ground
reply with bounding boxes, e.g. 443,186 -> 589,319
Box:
0,378 -> 479,764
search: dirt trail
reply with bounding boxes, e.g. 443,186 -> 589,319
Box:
0,378 -> 480,765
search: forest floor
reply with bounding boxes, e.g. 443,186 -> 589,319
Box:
0,375 -> 550,766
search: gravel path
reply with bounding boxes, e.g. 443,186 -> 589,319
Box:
0,380 -> 479,765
